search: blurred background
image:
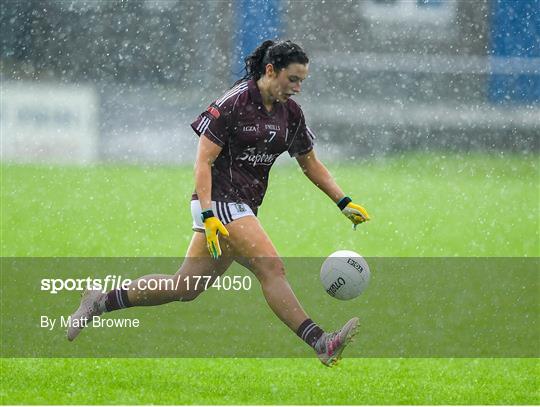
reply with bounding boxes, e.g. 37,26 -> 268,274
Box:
1,0 -> 539,164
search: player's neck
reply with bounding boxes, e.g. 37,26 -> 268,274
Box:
256,77 -> 275,112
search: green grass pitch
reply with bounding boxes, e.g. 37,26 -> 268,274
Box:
1,152 -> 539,404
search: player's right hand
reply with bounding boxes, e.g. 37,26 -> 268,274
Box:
201,210 -> 229,259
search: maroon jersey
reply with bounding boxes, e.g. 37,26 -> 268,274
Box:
190,79 -> 315,210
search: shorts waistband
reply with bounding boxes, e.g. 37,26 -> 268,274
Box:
191,194 -> 258,216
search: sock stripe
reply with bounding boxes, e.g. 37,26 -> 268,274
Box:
116,289 -> 125,308
120,288 -> 131,307
105,288 -> 131,312
302,323 -> 316,341
297,318 -> 324,349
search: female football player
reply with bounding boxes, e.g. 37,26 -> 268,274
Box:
67,40 -> 370,366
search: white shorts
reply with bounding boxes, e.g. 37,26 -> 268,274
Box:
191,200 -> 256,232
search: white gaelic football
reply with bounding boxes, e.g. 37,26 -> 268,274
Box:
320,250 -> 370,300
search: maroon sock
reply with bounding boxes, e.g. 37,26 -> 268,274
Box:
104,289 -> 131,312
296,318 -> 324,348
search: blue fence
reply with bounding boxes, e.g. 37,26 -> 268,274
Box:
489,0 -> 540,104
233,0 -> 283,80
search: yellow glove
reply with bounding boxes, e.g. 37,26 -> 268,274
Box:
337,196 -> 370,230
201,209 -> 229,259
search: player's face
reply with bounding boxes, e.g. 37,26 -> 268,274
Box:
271,63 -> 309,103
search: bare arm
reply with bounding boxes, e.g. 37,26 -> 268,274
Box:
194,135 -> 223,210
296,149 -> 345,203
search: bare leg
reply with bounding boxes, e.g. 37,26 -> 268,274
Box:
67,233 -> 234,341
126,232 -> 234,306
225,216 -> 309,332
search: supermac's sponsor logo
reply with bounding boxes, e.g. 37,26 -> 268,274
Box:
237,147 -> 280,167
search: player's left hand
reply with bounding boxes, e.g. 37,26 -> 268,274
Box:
337,197 -> 370,230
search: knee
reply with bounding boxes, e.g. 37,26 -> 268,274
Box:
254,259 -> 286,283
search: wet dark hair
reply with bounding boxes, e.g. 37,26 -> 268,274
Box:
239,40 -> 309,82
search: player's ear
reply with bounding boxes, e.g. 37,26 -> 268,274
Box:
265,63 -> 276,78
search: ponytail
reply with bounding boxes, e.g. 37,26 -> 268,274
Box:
238,40 -> 309,83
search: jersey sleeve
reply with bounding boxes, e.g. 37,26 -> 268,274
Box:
287,107 -> 315,157
190,102 -> 230,147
